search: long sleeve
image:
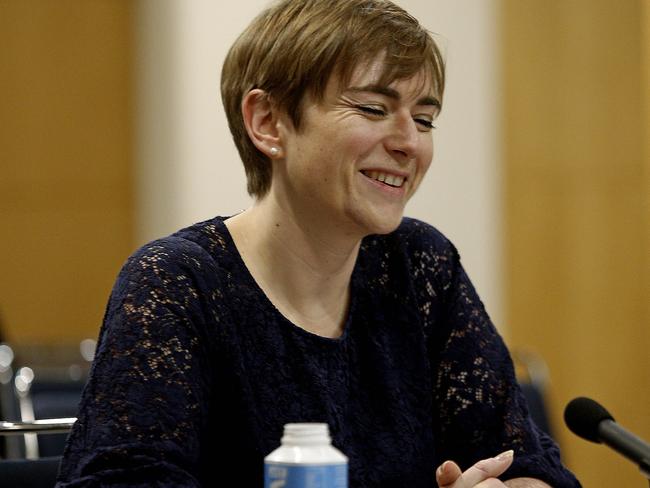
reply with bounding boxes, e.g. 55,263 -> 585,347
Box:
56,237 -> 218,487
403,220 -> 580,487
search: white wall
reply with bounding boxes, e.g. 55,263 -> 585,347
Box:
135,0 -> 504,329
396,1 -> 503,328
135,0 -> 259,241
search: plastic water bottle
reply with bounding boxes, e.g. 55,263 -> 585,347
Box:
264,423 -> 348,488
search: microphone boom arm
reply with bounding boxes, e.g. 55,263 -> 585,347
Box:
599,420 -> 650,479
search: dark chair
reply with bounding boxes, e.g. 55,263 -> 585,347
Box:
0,340 -> 92,459
0,343 -> 22,458
0,456 -> 61,488
29,378 -> 85,457
512,349 -> 554,438
519,380 -> 553,436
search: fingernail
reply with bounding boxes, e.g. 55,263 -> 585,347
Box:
437,460 -> 450,476
495,449 -> 514,461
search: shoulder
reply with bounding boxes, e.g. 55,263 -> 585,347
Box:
365,217 -> 460,279
128,216 -> 230,267
102,218 -> 237,343
391,217 -> 457,257
114,216 -> 233,295
357,218 -> 463,316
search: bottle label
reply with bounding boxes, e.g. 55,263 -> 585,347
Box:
264,462 -> 348,488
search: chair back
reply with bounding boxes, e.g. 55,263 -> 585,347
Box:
512,348 -> 554,438
0,456 -> 61,488
0,340 -> 93,459
30,378 -> 84,458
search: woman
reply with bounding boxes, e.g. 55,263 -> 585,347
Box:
57,1 -> 580,487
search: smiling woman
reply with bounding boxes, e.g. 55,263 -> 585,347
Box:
56,1 -> 580,487
234,58 -> 437,244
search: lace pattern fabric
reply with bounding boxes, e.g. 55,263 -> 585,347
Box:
56,217 -> 580,487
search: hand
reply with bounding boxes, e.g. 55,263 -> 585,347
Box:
436,450 -> 514,487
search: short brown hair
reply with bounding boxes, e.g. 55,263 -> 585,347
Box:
221,0 -> 445,197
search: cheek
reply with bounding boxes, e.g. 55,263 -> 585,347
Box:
339,120 -> 382,149
408,143 -> 433,194
419,141 -> 434,174
422,155 -> 433,175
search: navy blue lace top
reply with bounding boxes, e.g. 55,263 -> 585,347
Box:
56,217 -> 580,487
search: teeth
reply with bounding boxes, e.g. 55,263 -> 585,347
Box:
362,170 -> 405,188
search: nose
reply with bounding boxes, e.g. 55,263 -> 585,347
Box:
384,112 -> 419,165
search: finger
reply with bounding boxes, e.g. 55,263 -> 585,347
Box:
458,450 -> 514,486
436,459 -> 463,487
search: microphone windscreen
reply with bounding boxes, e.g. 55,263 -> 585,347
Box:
564,396 -> 615,443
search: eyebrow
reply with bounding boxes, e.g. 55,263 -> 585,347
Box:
347,84 -> 441,109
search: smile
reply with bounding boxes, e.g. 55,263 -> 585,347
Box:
360,170 -> 406,188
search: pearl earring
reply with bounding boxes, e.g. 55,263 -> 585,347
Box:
269,147 -> 279,156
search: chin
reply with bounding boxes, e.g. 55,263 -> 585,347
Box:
372,220 -> 403,236
343,198 -> 406,237
355,211 -> 404,236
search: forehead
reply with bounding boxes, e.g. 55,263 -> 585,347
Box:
336,57 -> 437,103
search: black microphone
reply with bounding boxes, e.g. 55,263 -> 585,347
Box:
564,396 -> 650,479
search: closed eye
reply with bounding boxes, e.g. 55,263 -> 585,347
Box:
356,105 -> 387,117
356,105 -> 436,131
414,118 -> 436,131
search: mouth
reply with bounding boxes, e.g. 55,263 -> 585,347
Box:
360,170 -> 406,188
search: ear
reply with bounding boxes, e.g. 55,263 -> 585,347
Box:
241,89 -> 283,159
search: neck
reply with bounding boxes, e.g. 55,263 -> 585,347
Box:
225,194 -> 362,338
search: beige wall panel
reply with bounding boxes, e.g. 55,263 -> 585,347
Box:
502,0 -> 649,486
0,1 -> 133,344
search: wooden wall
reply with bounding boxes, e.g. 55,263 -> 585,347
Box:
641,0 -> 650,382
0,1 -> 133,344
502,1 -> 650,486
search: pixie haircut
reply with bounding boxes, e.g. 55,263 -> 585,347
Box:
221,0 -> 445,198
